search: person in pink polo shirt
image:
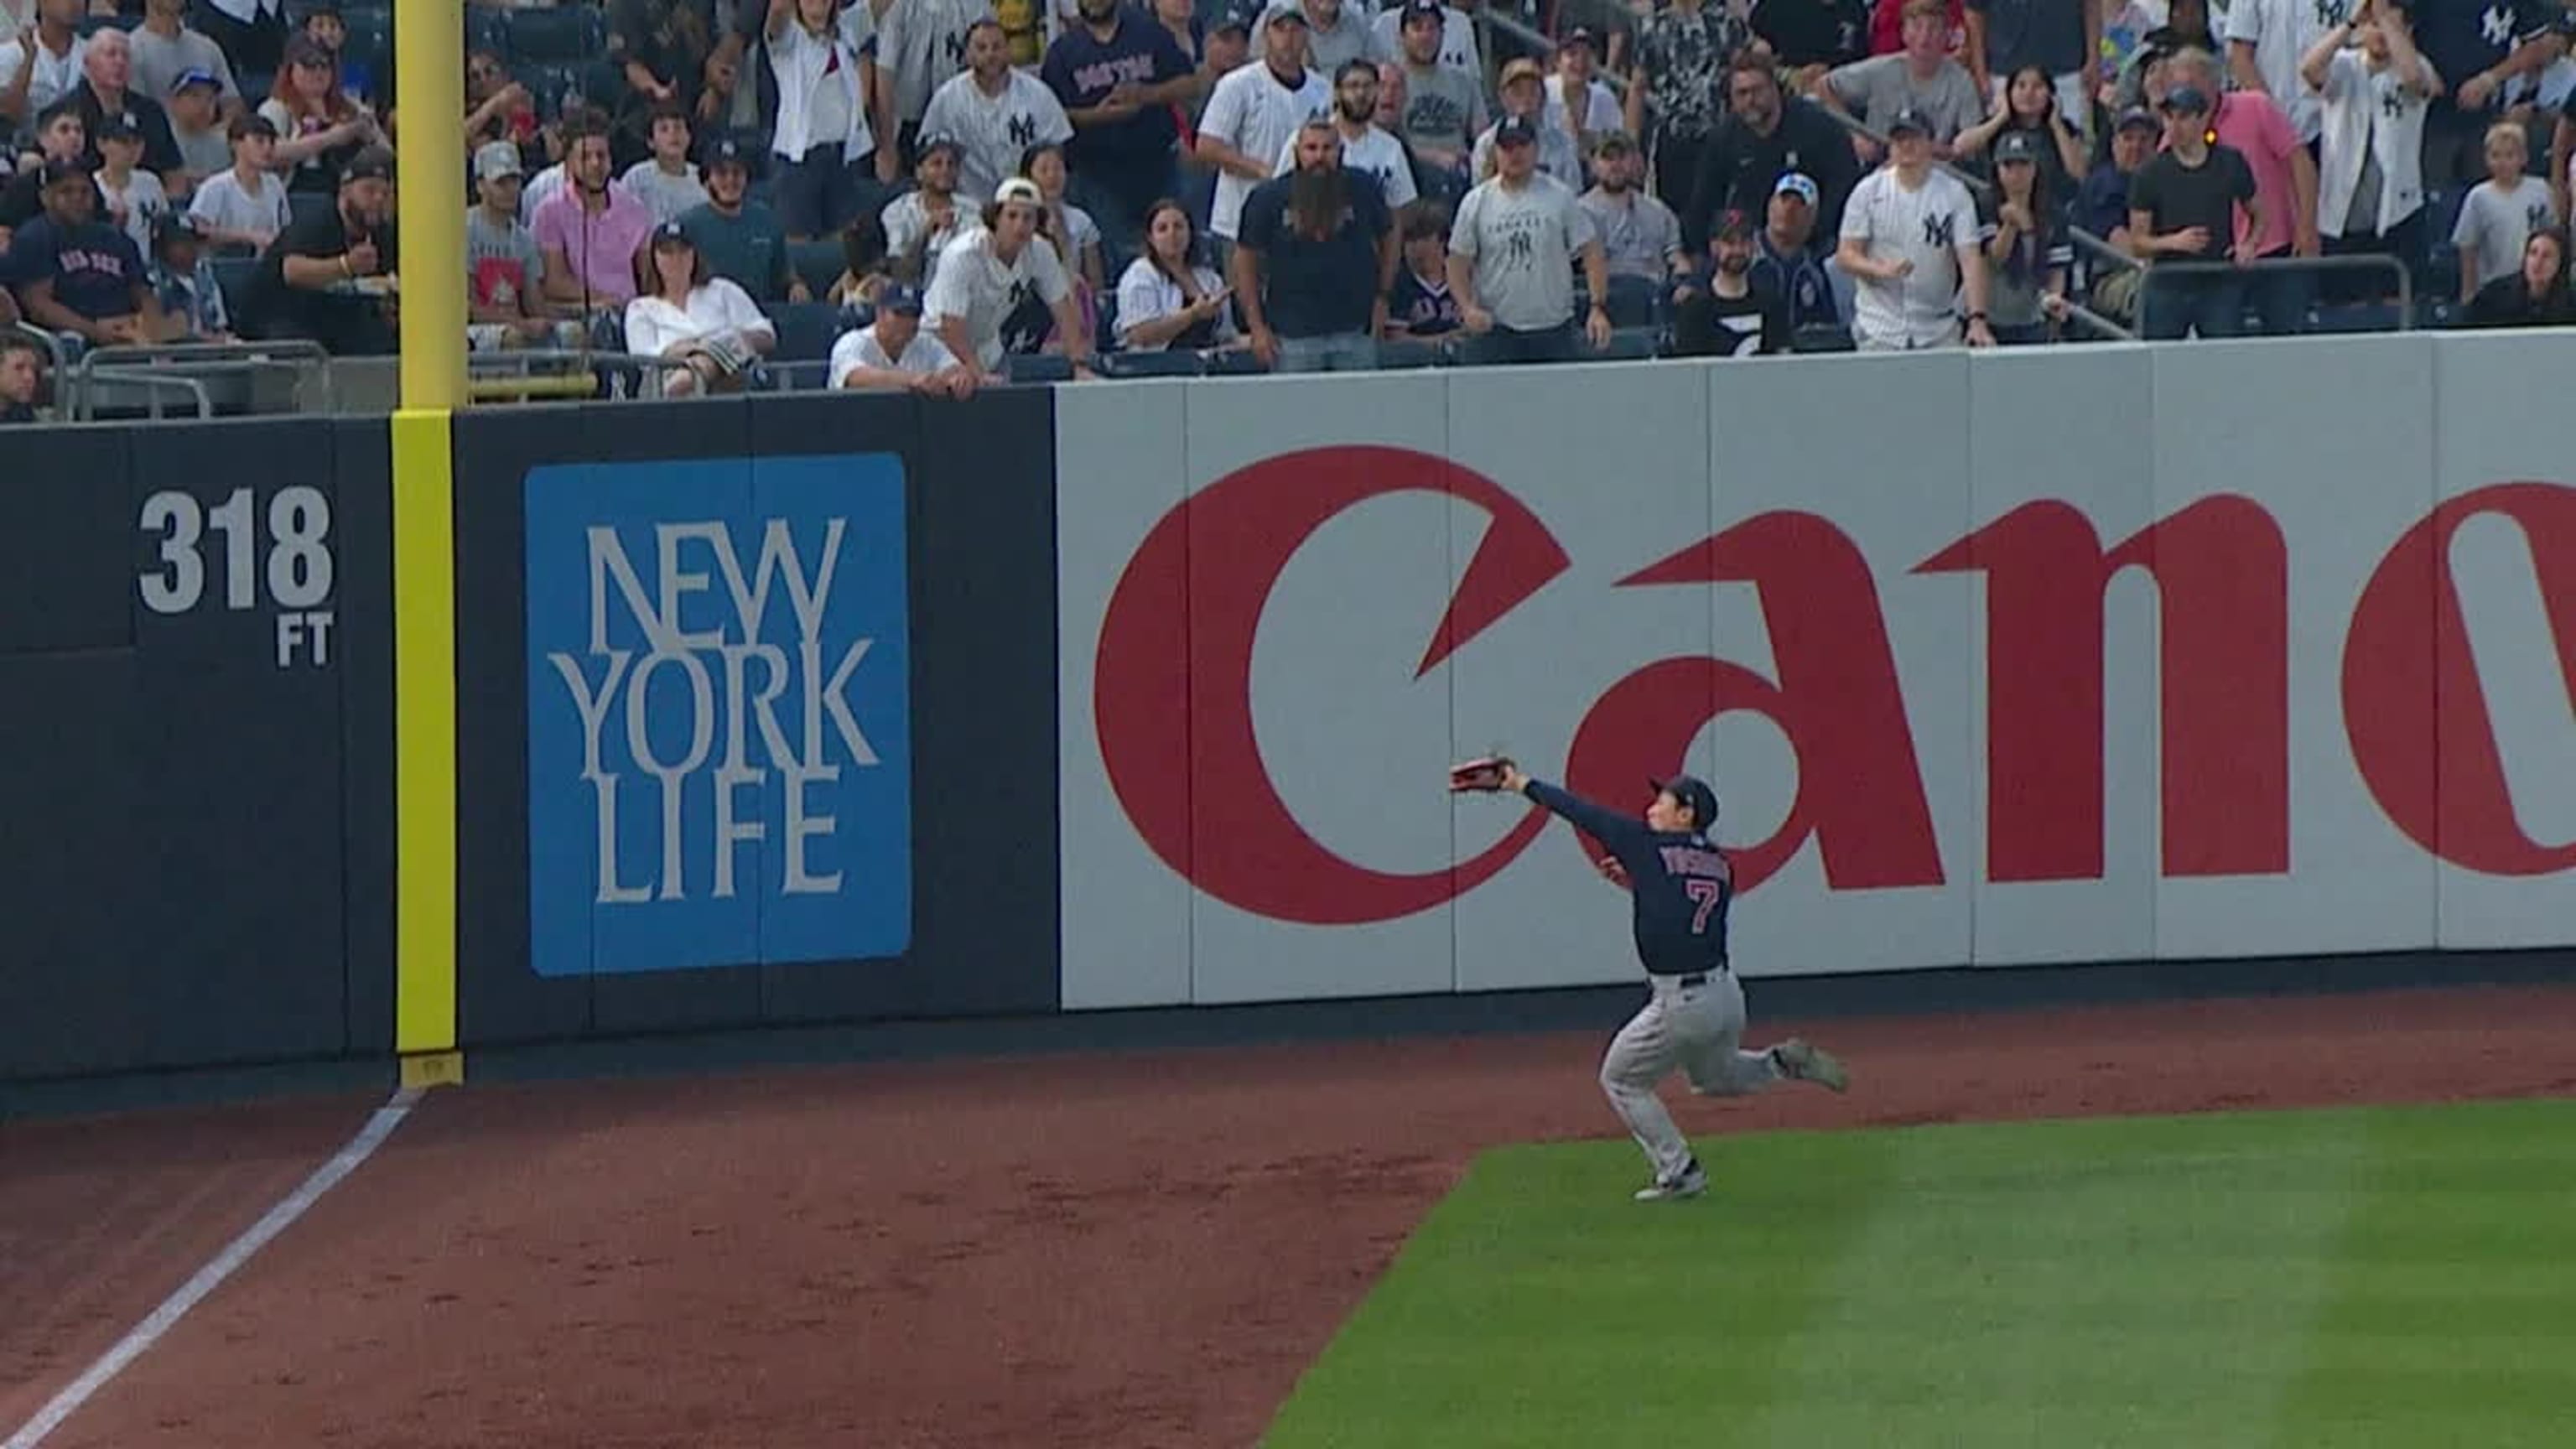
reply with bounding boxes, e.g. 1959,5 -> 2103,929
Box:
2164,44 -> 2319,334
532,112 -> 658,323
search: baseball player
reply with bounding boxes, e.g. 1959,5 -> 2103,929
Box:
1451,756 -> 1850,1202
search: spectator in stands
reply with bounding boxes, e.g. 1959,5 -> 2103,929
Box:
2464,221 -> 2574,323
2409,0 -> 2549,190
299,3 -> 377,110
521,100 -> 610,222
1836,106 -> 1996,347
262,36 -> 379,195
1197,5 -> 1328,263
1257,0 -> 1385,75
165,70 -> 231,188
1581,129 -> 1687,323
1960,0 -> 2092,123
197,0 -> 288,85
2226,0 -> 2341,155
131,0 -> 237,122
465,49 -> 539,158
0,330 -> 43,423
93,113 -> 166,256
1450,113 -> 1613,363
147,210 -> 230,340
1815,0 -> 1985,162
765,0 -> 897,242
1752,170 -> 1845,329
1231,115 -> 1392,369
2077,105 -> 2157,323
1389,0 -> 1479,201
537,115 -> 657,316
825,211 -> 893,304
0,0 -> 88,132
1683,48 -> 1860,259
607,0 -> 740,167
1373,0 -> 1478,77
2159,44 -> 2314,335
186,112 -> 288,250
880,0 -> 996,161
2453,117 -> 2556,303
2302,0 -> 2437,303
625,219 -> 778,393
1979,127 -> 2070,340
2114,0 -> 2211,113
1547,29 -> 1621,160
1385,195 -> 1461,336
71,33 -> 182,188
883,132 -> 975,283
923,175 -> 1091,374
1287,59 -> 1415,209
922,18 -> 1073,200
1673,206 -> 1790,354
832,279 -> 974,391
468,141 -> 584,351
1865,0 -> 1964,59
239,142 -> 393,353
2127,86 -> 2260,336
1953,63 -> 2084,196
1114,195 -> 1237,351
681,133 -> 806,303
619,102 -> 709,225
1021,140 -> 1104,294
0,100 -> 83,231
1473,59 -> 1582,187
1753,0 -> 1872,90
1042,0 -> 1200,252
1624,0 -> 1742,212
8,156 -> 173,349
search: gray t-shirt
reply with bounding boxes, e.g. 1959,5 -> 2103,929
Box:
1579,185 -> 1682,281
1451,172 -> 1597,331
618,161 -> 712,226
128,24 -> 238,106
173,122 -> 231,180
466,206 -> 547,316
1825,54 -> 1985,145
2452,176 -> 2558,291
1397,60 -> 1487,161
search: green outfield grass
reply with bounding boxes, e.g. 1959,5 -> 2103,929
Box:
1260,1098 -> 2576,1449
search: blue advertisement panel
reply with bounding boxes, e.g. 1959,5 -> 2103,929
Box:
522,454 -> 915,977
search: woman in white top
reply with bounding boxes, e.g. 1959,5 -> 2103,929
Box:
622,221 -> 778,396
1114,199 -> 1238,352
1018,142 -> 1104,294
764,0 -> 897,242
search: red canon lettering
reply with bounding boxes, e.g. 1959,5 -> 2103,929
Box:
1917,497 -> 2288,881
2345,482 -> 2576,875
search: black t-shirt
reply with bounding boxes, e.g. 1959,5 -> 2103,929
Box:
2468,274 -> 2576,328
0,169 -> 50,231
1236,171 -> 1391,340
1750,0 -> 1870,67
245,200 -> 397,348
1685,100 -> 1858,255
73,85 -> 185,177
609,0 -> 722,116
2127,144 -> 2253,262
1677,276 -> 1789,356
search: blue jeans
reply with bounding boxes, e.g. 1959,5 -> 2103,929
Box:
1275,332 -> 1378,371
2141,267 -> 2246,340
774,143 -> 890,239
1457,321 -> 1577,366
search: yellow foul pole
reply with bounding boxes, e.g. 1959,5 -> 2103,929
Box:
392,0 -> 465,1086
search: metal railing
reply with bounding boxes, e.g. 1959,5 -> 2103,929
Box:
467,348 -> 679,402
80,367 -> 215,420
69,340 -> 334,420
2068,226 -> 2414,330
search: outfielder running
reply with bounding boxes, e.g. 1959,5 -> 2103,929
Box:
1450,757 -> 1850,1202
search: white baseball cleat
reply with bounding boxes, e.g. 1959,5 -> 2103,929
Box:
1772,1038 -> 1850,1093
1633,1163 -> 1708,1202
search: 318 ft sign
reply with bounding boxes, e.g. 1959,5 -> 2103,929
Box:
138,485 -> 336,667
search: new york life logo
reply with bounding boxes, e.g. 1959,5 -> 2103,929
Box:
523,454 -> 912,976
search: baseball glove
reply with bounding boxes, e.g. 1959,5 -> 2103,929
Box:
1447,756 -> 1518,793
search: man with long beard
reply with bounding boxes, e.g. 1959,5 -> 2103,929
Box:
1232,117 -> 1397,371
1277,60 -> 1416,210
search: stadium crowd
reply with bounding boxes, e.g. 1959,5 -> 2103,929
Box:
7,0 -> 2576,418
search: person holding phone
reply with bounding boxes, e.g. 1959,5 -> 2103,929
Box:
1113,195 -> 1238,352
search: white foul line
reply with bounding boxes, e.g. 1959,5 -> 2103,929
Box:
2,1088 -> 422,1449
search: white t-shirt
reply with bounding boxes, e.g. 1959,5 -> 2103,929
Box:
1276,122 -> 1419,210
830,321 -> 961,385
0,32 -> 87,117
188,167 -> 293,242
768,6 -> 879,162
1199,61 -> 1332,239
917,69 -> 1073,200
622,278 -> 777,361
2225,0 -> 2354,144
96,169 -> 169,258
1114,257 -> 1237,350
2453,175 -> 2558,290
1373,3 -> 1479,75
2315,49 -> 2433,241
922,224 -> 1071,368
881,187 -> 983,287
1837,164 -> 1989,348
1542,78 -> 1621,142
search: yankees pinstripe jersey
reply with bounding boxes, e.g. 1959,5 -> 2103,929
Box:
918,68 -> 1075,203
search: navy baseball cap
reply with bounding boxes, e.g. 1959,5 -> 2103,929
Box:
652,220 -> 693,246
880,283 -> 926,315
1993,127 -> 2042,165
171,68 -> 223,96
916,132 -> 963,160
1885,106 -> 1931,138
1493,112 -> 1539,147
705,134 -> 750,169
1561,24 -> 1597,49
1400,0 -> 1444,25
342,145 -> 394,183
1651,775 -> 1721,829
2115,106 -> 2159,133
2162,84 -> 2211,115
97,112 -> 142,143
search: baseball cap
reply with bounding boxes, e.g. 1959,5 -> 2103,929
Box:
170,68 -> 223,96
2115,105 -> 2159,133
1594,128 -> 1638,156
1400,0 -> 1444,23
916,132 -> 963,161
1561,24 -> 1597,49
651,219 -> 693,247
995,175 -> 1045,207
475,139 -> 524,180
879,283 -> 926,316
1885,106 -> 1930,138
2554,8 -> 2576,36
1493,112 -> 1539,147
2162,84 -> 2211,115
1650,775 -> 1721,831
1712,208 -> 1755,240
705,134 -> 750,170
153,210 -> 206,246
1262,1 -> 1307,27
1773,170 -> 1818,205
1993,128 -> 2042,165
96,112 -> 142,144
1212,4 -> 1252,34
1500,56 -> 1545,87
341,145 -> 394,184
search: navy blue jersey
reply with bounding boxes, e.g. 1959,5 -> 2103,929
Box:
1524,779 -> 1732,977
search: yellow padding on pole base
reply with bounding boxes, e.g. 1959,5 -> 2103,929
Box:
400,1051 -> 466,1091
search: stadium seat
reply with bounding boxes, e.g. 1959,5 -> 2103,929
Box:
787,237 -> 844,301
765,302 -> 851,364
506,7 -> 605,66
1374,337 -> 1447,368
1102,350 -> 1205,379
1005,353 -> 1074,384
2308,302 -> 2401,334
2418,297 -> 2462,330
1598,326 -> 1661,361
